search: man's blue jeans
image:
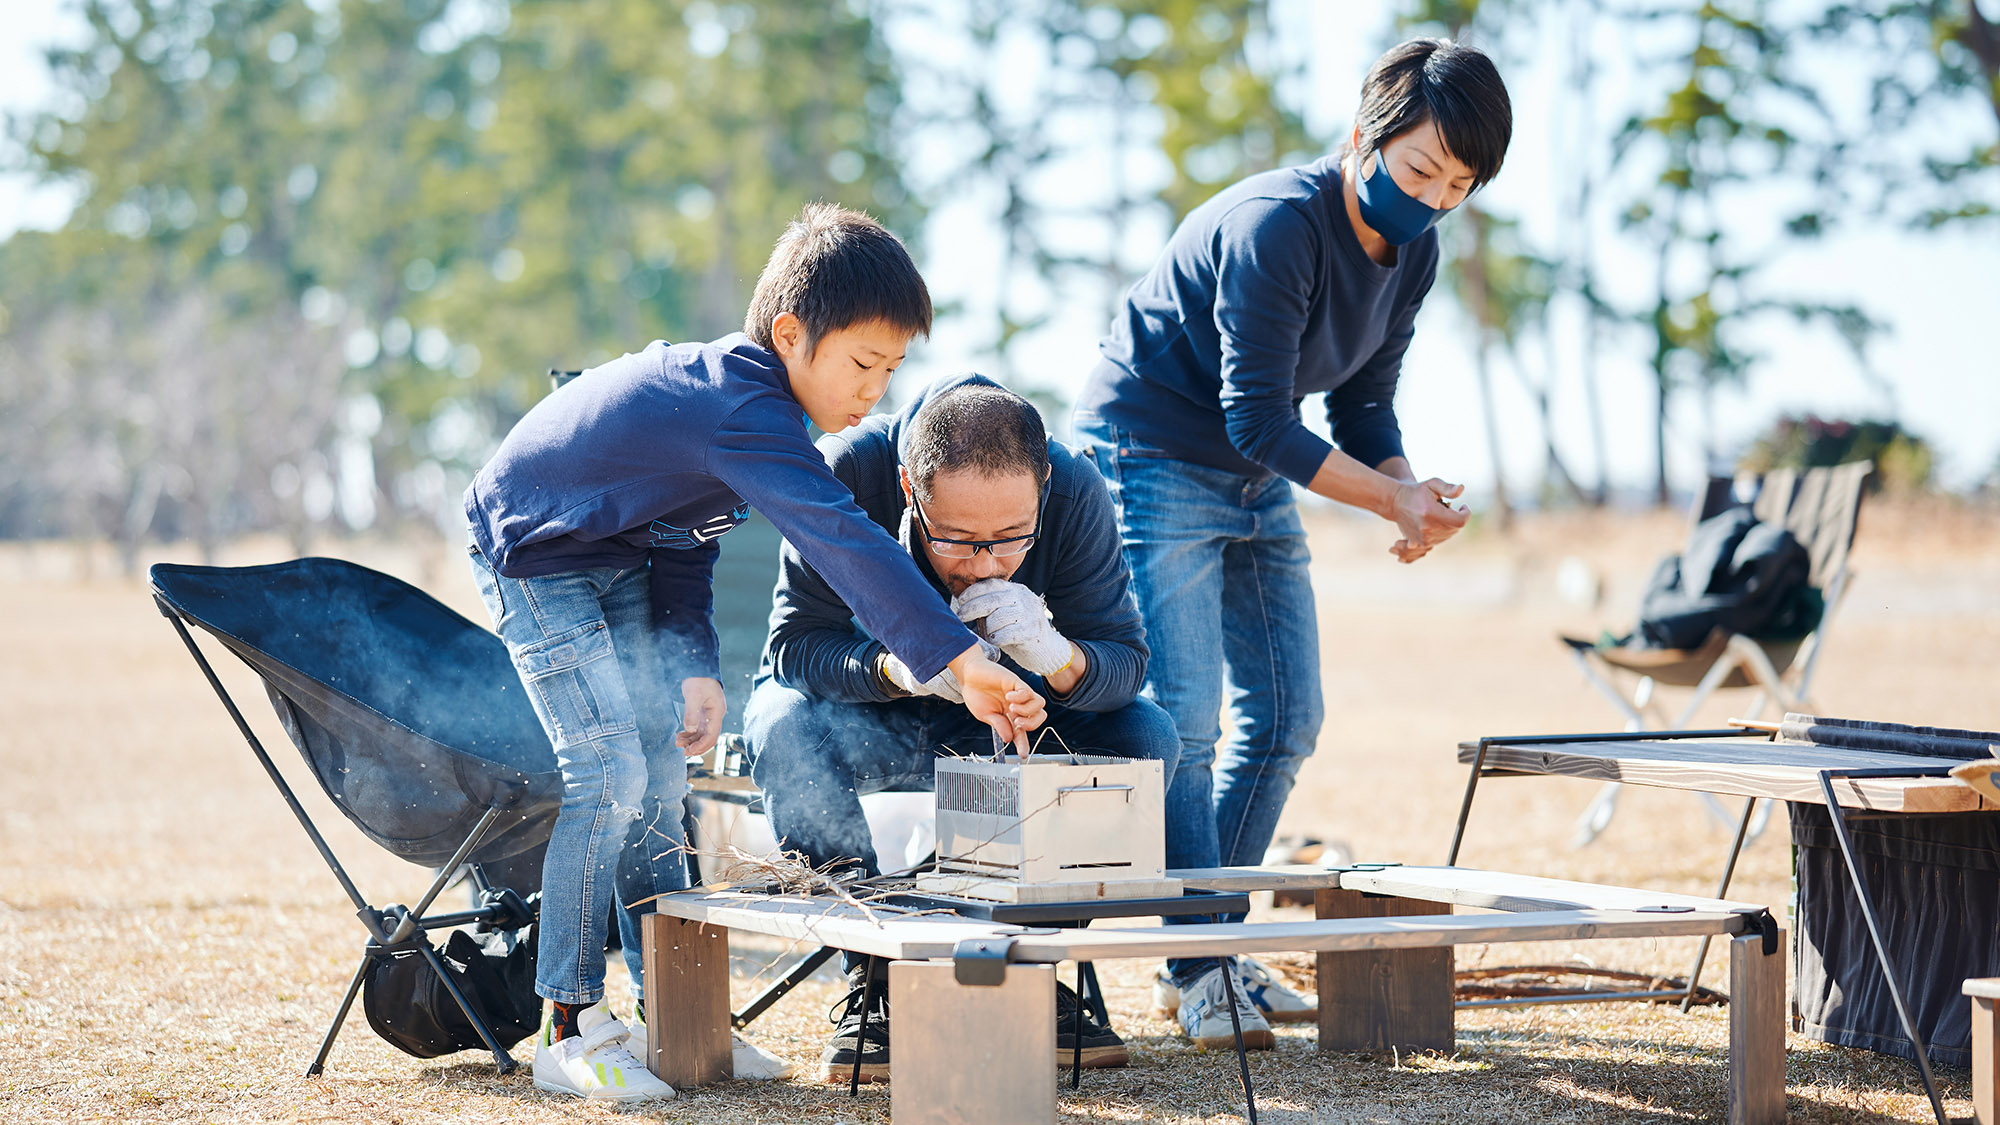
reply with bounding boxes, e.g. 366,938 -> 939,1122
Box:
744,678 -> 1190,970
1074,419 -> 1325,987
468,539 -> 692,1005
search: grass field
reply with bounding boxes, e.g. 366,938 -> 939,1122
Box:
3,501 -> 1996,1123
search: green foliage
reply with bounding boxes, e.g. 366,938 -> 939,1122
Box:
1,0 -> 918,554
1091,0 -> 1317,221
928,0 -> 1318,378
1739,414 -> 1934,493
1808,1 -> 2000,228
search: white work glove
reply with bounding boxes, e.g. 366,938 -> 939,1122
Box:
878,640 -> 1002,704
951,579 -> 1074,678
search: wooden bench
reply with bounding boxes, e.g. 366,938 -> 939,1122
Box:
1971,978 -> 2000,1125
641,864 -> 1786,1125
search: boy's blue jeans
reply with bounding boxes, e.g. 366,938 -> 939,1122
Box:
1074,418 -> 1325,988
468,538 -> 692,1005
743,678 -> 1191,972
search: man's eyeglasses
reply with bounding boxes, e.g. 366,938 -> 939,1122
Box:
911,495 -> 1042,559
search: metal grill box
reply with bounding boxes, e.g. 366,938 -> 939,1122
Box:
915,754 -> 1177,903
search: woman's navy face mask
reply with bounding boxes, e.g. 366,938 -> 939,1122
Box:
1354,151 -> 1455,247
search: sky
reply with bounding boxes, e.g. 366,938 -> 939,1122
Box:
4,0 -> 1996,499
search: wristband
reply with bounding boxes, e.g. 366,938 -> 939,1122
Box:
874,651 -> 904,697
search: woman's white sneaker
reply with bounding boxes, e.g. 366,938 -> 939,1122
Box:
1155,957 -> 1316,1024
1174,961 -> 1275,1050
1234,955 -> 1317,1022
531,1001 -> 676,1102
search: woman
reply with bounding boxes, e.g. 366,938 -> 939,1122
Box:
1072,37 -> 1512,1048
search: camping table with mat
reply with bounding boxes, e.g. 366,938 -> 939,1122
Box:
639,863 -> 1788,1125
1449,717 -> 2000,1125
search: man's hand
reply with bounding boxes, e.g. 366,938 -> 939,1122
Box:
1389,478 -> 1467,564
676,677 -> 726,758
947,642 -> 1045,755
952,580 -> 1073,676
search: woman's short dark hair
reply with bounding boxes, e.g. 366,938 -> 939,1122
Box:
744,202 -> 933,355
1353,38 -> 1512,189
904,381 -> 1049,503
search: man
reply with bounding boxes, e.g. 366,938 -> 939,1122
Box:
1072,37 -> 1513,1047
745,374 -> 1190,1082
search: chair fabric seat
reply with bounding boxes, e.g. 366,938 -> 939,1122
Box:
150,557 -> 561,867
1566,628 -> 1802,689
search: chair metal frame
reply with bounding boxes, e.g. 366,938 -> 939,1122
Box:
1566,461 -> 1872,846
154,593 -> 536,1077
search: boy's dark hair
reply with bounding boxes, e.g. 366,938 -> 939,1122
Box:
744,202 -> 932,355
904,381 -> 1049,503
1352,38 -> 1511,189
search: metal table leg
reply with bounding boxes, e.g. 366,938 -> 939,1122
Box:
1817,767 -> 1950,1125
1681,796 -> 1759,1012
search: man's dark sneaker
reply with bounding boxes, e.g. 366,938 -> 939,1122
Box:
817,964 -> 891,1085
1055,980 -> 1129,1068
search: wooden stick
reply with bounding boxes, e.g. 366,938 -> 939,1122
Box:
1728,718 -> 1782,733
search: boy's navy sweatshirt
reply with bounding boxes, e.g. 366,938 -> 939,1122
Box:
1073,154 -> 1438,486
759,372 -> 1148,712
464,334 -> 977,683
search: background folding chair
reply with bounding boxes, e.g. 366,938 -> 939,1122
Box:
150,558 -> 561,1075
1563,460 -> 1872,845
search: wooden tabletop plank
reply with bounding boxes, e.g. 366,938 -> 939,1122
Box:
998,909 -> 1752,961
1965,978 -> 2000,1000
648,892 -> 1027,960
649,891 -> 1752,961
1455,738 -> 1990,812
1337,865 -> 1769,915
1171,864 -> 1347,892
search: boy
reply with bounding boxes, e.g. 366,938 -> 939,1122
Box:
465,203 -> 1042,1101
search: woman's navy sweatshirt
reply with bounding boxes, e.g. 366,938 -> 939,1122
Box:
464,334 -> 977,683
1074,154 -> 1438,486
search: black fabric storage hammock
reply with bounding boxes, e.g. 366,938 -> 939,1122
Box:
151,557 -> 560,866
1781,713 -> 2000,1075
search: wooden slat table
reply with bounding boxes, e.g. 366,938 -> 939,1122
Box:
641,864 -> 1787,1125
1450,730 -> 1995,1125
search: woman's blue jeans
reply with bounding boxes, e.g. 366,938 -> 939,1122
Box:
468,538 -> 692,1005
1074,418 -> 1325,987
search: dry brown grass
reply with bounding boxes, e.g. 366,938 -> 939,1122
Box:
4,502 -> 1997,1123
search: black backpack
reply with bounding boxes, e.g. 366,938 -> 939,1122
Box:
1630,507 -> 1823,650
361,924 -> 541,1058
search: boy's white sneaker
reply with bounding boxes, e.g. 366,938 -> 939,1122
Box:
631,1002 -> 795,1080
728,1035 -> 796,1081
1154,956 -> 1316,1024
1174,961 -> 1276,1050
532,1001 -> 676,1102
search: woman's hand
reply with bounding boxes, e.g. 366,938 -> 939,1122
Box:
1389,478 -> 1467,563
676,677 -> 726,757
947,642 -> 1046,755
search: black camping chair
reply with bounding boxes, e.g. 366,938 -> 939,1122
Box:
150,557 -> 561,1076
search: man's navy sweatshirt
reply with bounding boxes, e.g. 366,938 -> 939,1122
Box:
760,372 -> 1149,712
1074,154 -> 1438,486
464,334 -> 977,683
